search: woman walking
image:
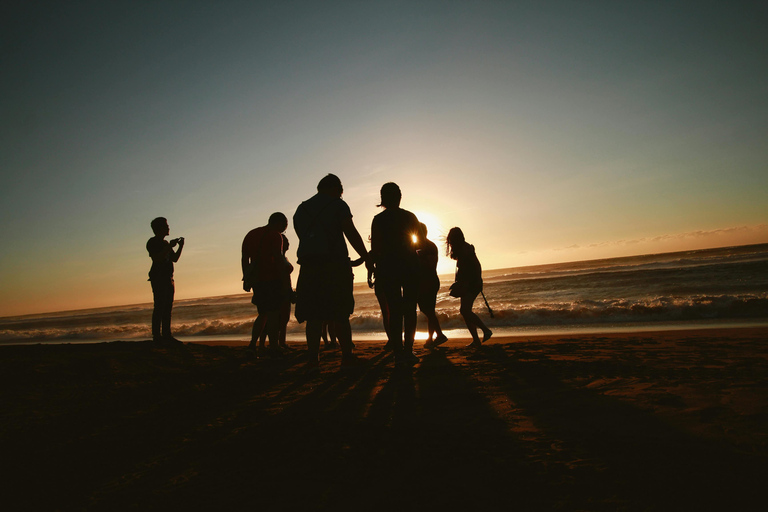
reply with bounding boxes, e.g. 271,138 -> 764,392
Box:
446,227 -> 492,348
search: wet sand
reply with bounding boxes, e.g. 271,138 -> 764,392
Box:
2,327 -> 767,511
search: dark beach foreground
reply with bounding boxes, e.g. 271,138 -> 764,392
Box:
2,327 -> 767,511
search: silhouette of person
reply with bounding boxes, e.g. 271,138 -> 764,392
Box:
146,217 -> 184,344
293,174 -> 372,367
369,183 -> 421,364
260,234 -> 294,351
321,320 -> 338,349
417,222 -> 448,348
446,227 -> 492,348
242,212 -> 291,355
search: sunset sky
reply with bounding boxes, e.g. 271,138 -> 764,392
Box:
2,1 -> 767,317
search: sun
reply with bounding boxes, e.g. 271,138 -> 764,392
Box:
411,210 -> 445,242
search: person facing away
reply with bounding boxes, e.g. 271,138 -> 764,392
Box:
241,212 -> 291,355
293,174 -> 372,367
417,222 -> 448,349
446,227 -> 492,348
146,217 -> 184,344
369,182 -> 421,364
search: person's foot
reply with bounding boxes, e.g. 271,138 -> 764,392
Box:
163,336 -> 183,345
465,340 -> 482,349
423,338 -> 435,349
482,329 -> 493,343
395,351 -> 419,365
433,334 -> 448,346
382,340 -> 395,352
279,342 -> 293,351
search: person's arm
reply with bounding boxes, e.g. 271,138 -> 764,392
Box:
342,216 -> 372,271
171,238 -> 184,262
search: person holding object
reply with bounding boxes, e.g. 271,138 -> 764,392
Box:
446,227 -> 492,348
146,217 -> 184,344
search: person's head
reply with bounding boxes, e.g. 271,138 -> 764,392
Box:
377,182 -> 401,209
151,217 -> 169,237
268,212 -> 288,233
317,174 -> 343,197
446,227 -> 465,259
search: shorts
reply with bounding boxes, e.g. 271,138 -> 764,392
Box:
251,279 -> 287,314
295,257 -> 354,323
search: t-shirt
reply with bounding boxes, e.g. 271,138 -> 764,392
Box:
147,237 -> 173,281
242,226 -> 284,282
293,194 -> 352,264
370,207 -> 421,269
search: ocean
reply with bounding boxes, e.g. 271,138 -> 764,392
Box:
2,243 -> 767,345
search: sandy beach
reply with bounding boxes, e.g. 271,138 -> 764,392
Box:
2,327 -> 767,511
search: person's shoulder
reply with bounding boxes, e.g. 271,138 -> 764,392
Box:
334,197 -> 352,213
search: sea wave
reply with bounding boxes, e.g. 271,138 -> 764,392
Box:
3,293 -> 766,343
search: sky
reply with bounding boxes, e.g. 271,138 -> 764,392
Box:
2,0 -> 767,317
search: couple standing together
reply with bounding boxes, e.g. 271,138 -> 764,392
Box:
243,174 -> 492,367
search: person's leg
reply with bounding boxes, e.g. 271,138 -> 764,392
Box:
384,283 -> 404,354
306,319 -> 322,362
251,314 -> 266,349
278,300 -> 291,347
151,282 -> 162,340
158,280 -> 174,339
334,318 -> 354,358
264,310 -> 280,350
402,281 -> 418,353
460,293 -> 480,344
374,286 -> 391,343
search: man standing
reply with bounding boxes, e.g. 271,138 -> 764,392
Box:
242,212 -> 291,355
147,217 -> 184,344
369,183 -> 421,364
293,174 -> 371,367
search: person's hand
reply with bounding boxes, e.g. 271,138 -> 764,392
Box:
178,237 -> 185,247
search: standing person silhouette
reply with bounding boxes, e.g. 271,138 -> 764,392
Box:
146,217 -> 184,344
293,174 -> 371,368
418,222 -> 448,348
259,234 -> 295,351
242,212 -> 291,356
369,183 -> 421,364
446,227 -> 492,348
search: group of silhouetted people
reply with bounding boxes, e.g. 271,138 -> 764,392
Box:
147,174 -> 492,366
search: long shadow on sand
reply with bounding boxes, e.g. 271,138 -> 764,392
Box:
468,344 -> 765,511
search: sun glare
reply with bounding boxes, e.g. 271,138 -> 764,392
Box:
411,210 -> 444,241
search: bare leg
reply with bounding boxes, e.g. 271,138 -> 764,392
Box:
334,318 -> 355,358
251,314 -> 266,349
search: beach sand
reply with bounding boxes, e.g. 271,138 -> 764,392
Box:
2,327 -> 767,511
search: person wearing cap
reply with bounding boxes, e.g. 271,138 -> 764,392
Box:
293,174 -> 371,367
369,182 -> 422,364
